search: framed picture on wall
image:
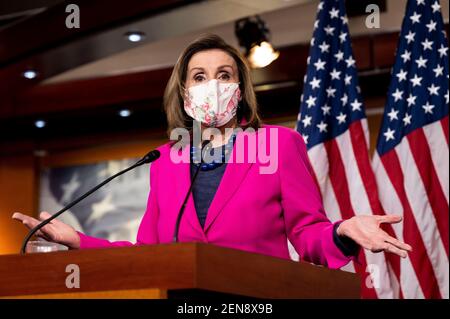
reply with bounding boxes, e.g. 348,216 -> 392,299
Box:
39,158 -> 151,242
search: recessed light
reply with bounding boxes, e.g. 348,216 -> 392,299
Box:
23,70 -> 38,79
34,120 -> 46,128
125,31 -> 146,43
119,109 -> 132,117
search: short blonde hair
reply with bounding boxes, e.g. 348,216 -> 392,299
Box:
163,34 -> 262,136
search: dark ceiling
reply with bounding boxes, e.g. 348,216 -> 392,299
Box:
0,0 -> 63,28
0,0 -> 63,15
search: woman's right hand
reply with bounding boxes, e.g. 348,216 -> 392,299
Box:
12,211 -> 80,249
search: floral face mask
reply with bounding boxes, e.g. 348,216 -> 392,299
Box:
184,79 -> 241,127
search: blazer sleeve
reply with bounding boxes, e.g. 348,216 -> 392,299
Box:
78,161 -> 160,249
279,128 -> 356,269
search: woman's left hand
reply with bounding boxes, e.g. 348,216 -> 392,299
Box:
336,215 -> 412,258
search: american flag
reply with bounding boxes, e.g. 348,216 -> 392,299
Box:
296,0 -> 395,298
372,0 -> 449,298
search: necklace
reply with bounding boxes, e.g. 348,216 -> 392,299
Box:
191,133 -> 236,171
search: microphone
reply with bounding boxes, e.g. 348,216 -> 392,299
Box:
173,140 -> 211,243
20,149 -> 161,254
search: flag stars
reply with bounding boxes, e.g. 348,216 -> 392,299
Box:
407,94 -> 417,107
302,115 -> 313,127
330,68 -> 341,80
401,50 -> 411,63
405,31 -> 415,44
422,102 -> 435,114
88,194 -> 116,224
305,96 -> 317,108
329,0 -> 448,147
324,25 -> 335,35
426,20 -> 437,33
351,99 -> 362,111
431,1 -> 441,12
334,50 -> 344,62
415,56 -> 428,68
339,32 -> 347,43
383,128 -> 396,141
341,15 -> 349,24
396,69 -> 408,82
421,38 -> 433,51
326,86 -> 337,97
341,94 -> 348,106
433,65 -> 444,77
336,112 -> 347,124
321,104 -> 331,115
410,74 -> 423,87
60,174 -> 81,203
309,77 -> 321,89
344,75 -> 352,85
345,56 -> 356,68
387,109 -> 399,121
314,20 -> 320,29
403,113 -> 412,126
438,44 -> 448,57
427,84 -> 440,96
314,58 -> 326,70
329,7 -> 339,19
410,12 -> 421,24
317,121 -> 328,133
392,88 -> 404,102
318,1 -> 324,11
302,135 -> 309,144
319,41 -> 330,53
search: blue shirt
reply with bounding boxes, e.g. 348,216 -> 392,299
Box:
190,163 -> 227,228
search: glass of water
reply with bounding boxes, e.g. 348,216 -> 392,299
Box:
25,241 -> 67,254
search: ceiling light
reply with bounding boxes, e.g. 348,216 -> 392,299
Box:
23,70 -> 38,79
125,31 -> 146,43
119,109 -> 132,117
235,16 -> 280,68
34,120 -> 46,128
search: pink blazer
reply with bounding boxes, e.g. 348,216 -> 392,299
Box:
78,125 -> 355,269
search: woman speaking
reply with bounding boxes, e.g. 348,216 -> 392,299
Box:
12,34 -> 411,269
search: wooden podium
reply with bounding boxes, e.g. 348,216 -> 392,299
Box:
0,243 -> 360,299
